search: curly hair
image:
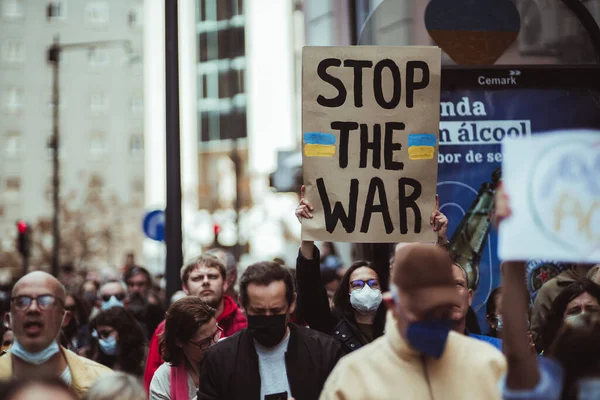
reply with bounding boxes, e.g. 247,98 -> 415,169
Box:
90,307 -> 147,376
332,260 -> 386,340
160,297 -> 216,366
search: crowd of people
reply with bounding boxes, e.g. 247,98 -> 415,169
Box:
0,182 -> 598,400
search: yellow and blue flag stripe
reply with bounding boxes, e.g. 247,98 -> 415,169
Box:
408,133 -> 436,160
304,132 -> 336,157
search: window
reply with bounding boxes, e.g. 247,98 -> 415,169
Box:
89,132 -> 106,157
199,68 -> 219,99
89,92 -> 107,113
47,0 -> 66,19
1,0 -> 24,19
4,131 -> 21,158
5,176 -> 21,194
129,134 -> 143,155
1,39 -> 24,63
88,48 -> 109,67
198,30 -> 219,62
2,87 -> 23,114
216,0 -> 231,21
85,2 -> 109,25
128,4 -> 142,28
130,95 -> 143,113
89,174 -> 104,189
131,178 -> 144,193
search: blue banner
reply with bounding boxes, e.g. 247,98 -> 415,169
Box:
438,86 -> 600,332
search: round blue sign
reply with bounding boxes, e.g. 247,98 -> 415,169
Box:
143,210 -> 165,242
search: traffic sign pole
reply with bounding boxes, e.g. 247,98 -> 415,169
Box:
165,0 -> 183,301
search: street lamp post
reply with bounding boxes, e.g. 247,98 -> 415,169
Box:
165,0 -> 183,300
46,37 -> 136,277
48,36 -> 60,278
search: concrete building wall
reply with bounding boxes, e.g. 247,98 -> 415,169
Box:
0,0 -> 145,270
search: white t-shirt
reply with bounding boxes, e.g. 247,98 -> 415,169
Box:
255,332 -> 292,399
60,366 -> 72,386
150,362 -> 197,400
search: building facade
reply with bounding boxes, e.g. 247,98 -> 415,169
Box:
144,0 -> 305,269
0,0 -> 145,274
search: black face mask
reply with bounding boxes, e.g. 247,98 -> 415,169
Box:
247,314 -> 288,348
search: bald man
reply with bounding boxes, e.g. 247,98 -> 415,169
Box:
0,271 -> 112,398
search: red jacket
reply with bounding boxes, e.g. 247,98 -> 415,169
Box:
143,294 -> 247,392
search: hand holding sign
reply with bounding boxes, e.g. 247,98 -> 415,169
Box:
297,185 -> 314,221
430,195 -> 449,244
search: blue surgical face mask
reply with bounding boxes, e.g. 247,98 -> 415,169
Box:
390,283 -> 452,359
10,337 -> 60,365
96,334 -> 118,356
405,319 -> 452,359
101,295 -> 124,311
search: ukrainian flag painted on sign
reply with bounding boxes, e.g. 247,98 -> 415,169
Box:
408,133 -> 437,160
304,132 -> 336,157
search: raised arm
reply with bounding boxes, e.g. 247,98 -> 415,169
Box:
295,186 -> 338,334
495,184 -> 540,392
502,261 -> 540,390
431,194 -> 450,248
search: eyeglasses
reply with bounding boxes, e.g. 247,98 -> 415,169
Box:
101,293 -> 126,302
11,295 -> 63,311
350,279 -> 380,290
188,326 -> 223,350
126,281 -> 148,288
93,328 -> 115,340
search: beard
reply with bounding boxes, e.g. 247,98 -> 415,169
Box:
197,289 -> 223,309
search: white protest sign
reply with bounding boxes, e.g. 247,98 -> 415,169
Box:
499,130 -> 600,262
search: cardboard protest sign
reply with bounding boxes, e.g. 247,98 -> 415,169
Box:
499,130 -> 600,263
302,46 -> 441,243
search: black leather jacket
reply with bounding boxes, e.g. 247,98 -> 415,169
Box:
198,324 -> 344,400
296,247 -> 380,353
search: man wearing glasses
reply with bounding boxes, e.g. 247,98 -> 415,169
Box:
0,271 -> 112,398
